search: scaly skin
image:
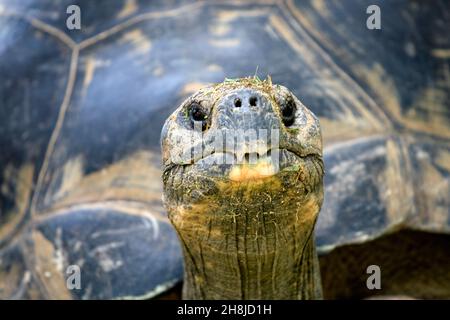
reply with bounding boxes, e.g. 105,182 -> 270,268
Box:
161,78 -> 324,299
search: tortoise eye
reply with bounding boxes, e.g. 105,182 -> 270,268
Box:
189,103 -> 208,131
281,97 -> 296,127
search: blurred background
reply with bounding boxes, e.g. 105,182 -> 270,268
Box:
0,0 -> 449,299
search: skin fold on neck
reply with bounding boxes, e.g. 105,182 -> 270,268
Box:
167,175 -> 323,300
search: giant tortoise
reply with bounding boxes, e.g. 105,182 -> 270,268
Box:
0,0 -> 449,299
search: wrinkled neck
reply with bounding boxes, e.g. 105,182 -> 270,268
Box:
181,233 -> 322,299
174,206 -> 323,300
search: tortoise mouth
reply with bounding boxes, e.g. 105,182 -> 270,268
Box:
196,148 -> 280,182
166,148 -> 321,181
162,148 -> 323,206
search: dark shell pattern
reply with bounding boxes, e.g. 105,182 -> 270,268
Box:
0,0 -> 449,299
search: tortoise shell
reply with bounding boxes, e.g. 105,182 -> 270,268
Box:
0,0 -> 449,299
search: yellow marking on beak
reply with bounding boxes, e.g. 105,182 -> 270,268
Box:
229,160 -> 276,181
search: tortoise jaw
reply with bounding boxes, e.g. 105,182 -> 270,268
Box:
162,148 -> 323,209
162,147 -> 322,186
187,148 -> 321,178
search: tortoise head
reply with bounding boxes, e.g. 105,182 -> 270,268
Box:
160,78 -> 324,299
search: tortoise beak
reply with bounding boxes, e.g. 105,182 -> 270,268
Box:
228,157 -> 277,181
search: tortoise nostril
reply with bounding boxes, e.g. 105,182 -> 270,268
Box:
249,96 -> 257,107
234,98 -> 242,108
